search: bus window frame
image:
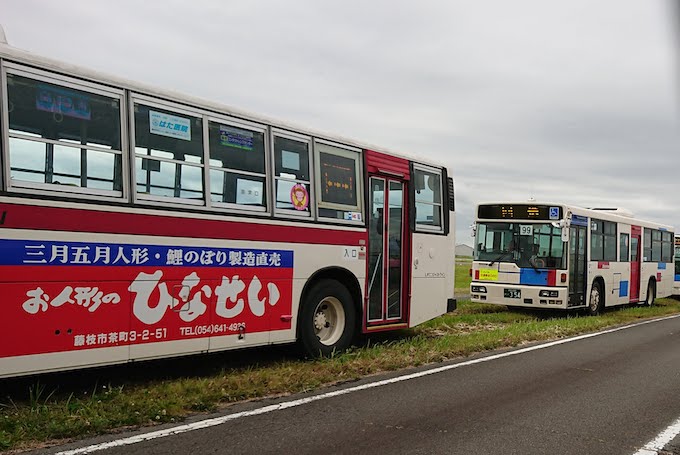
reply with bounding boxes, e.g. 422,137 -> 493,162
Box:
412,163 -> 444,234
2,62 -> 129,201
130,95 -> 207,207
206,114 -> 270,214
271,128 -> 314,220
313,138 -> 364,226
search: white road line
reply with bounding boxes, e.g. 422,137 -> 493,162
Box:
633,415 -> 680,455
57,313 -> 680,455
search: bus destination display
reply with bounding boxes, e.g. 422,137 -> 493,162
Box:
477,204 -> 562,220
319,152 -> 357,206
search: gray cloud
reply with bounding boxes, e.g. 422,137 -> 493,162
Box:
2,0 -> 678,245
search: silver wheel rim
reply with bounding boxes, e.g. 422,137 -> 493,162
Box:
313,296 -> 346,346
590,286 -> 600,312
647,283 -> 654,304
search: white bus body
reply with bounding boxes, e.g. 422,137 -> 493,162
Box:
470,203 -> 673,313
674,235 -> 680,295
0,42 -> 455,378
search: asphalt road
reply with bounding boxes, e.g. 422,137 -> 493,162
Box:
40,315 -> 680,455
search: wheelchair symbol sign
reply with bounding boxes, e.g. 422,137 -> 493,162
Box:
549,207 -> 559,220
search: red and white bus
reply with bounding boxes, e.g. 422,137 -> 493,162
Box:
470,202 -> 674,314
0,38 -> 456,378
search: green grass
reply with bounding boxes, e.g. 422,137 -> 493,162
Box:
455,256 -> 472,293
2,296 -> 680,452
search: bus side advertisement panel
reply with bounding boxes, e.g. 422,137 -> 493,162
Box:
0,239 -> 293,359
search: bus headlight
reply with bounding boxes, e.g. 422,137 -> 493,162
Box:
471,285 -> 487,293
539,290 -> 559,298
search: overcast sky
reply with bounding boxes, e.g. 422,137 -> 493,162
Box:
2,0 -> 679,243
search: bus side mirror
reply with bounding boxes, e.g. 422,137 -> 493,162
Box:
561,227 -> 569,242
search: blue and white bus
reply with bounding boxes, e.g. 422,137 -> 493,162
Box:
470,202 -> 674,314
674,235 -> 680,295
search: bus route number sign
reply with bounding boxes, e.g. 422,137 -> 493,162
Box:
519,225 -> 533,236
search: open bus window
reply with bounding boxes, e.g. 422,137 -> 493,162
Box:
273,134 -> 311,214
208,120 -> 267,209
6,72 -> 123,195
413,167 -> 443,232
134,103 -> 204,201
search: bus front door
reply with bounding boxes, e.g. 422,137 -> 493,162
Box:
630,226 -> 641,301
367,176 -> 409,327
568,225 -> 587,307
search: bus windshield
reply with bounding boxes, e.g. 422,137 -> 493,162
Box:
474,222 -> 566,269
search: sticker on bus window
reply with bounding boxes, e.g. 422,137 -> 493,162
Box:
36,84 -> 92,120
236,179 -> 263,205
149,110 -> 191,141
344,212 -> 362,222
282,150 -> 300,171
549,207 -> 560,220
290,184 -> 309,211
219,125 -> 253,150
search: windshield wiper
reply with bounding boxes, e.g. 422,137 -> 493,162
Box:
488,252 -> 509,267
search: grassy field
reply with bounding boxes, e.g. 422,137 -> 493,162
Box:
455,255 -> 472,294
2,270 -> 680,451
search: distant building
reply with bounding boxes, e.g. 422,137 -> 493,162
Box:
455,244 -> 473,257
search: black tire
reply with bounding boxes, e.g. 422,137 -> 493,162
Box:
299,279 -> 356,357
587,281 -> 604,316
644,280 -> 656,307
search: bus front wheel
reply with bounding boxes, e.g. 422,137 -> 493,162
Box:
644,280 -> 656,306
299,279 -> 356,357
587,281 -> 603,316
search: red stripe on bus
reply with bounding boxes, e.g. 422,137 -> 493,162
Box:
547,270 -> 556,286
0,203 -> 367,245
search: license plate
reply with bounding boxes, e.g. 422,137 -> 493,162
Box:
504,288 -> 521,299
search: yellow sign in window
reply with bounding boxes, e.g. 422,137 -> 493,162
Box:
478,269 -> 498,281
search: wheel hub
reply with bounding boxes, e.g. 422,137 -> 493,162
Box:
314,311 -> 328,331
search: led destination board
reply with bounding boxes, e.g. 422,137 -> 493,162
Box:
477,204 -> 563,220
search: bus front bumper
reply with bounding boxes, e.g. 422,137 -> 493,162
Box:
470,282 -> 569,309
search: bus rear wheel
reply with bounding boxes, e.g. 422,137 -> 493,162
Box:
644,280 -> 656,306
587,281 -> 603,316
299,279 -> 356,357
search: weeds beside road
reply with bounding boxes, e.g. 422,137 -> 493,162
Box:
3,297 -> 680,452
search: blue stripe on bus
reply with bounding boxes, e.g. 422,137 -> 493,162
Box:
658,263 -> 667,270
571,215 -> 588,226
520,269 -> 548,285
0,239 -> 294,268
676,274 -> 680,282
619,281 -> 629,297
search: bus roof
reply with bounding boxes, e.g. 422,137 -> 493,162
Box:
0,41 -> 446,171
